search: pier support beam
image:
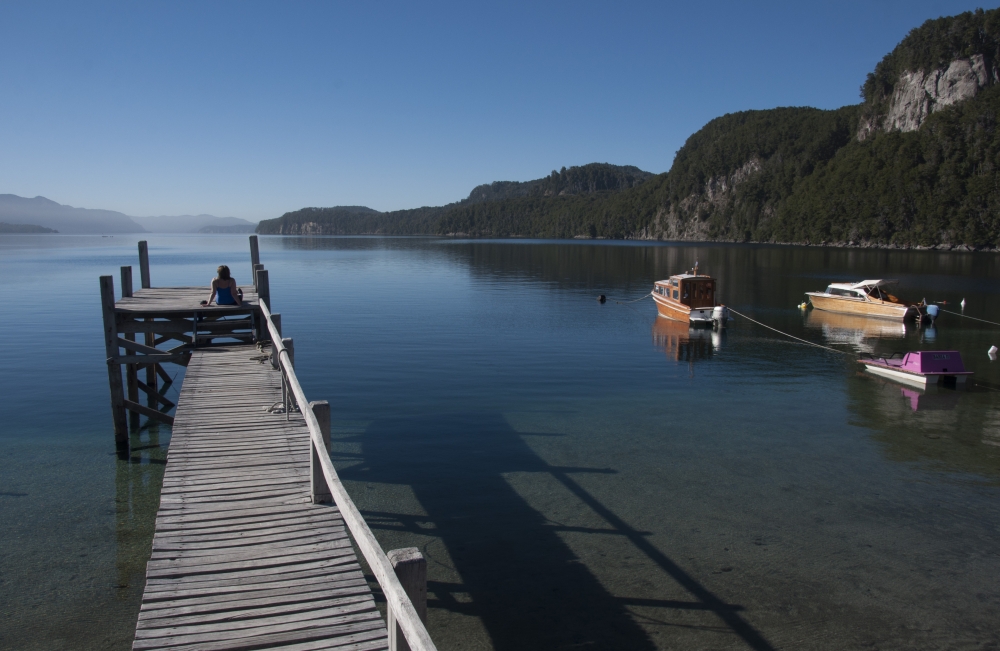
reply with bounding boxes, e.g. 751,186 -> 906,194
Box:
249,235 -> 260,282
280,337 -> 294,415
121,266 -> 139,432
270,314 -> 282,369
100,276 -> 128,447
253,263 -> 265,294
138,240 -> 150,289
138,240 -> 157,407
255,269 -> 270,342
387,548 -> 427,651
309,401 -> 332,504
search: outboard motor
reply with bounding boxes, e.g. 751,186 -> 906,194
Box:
712,305 -> 729,329
925,304 -> 939,324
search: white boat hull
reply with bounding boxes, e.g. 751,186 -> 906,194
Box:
863,365 -> 968,388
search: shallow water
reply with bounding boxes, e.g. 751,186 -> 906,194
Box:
1,235 -> 998,650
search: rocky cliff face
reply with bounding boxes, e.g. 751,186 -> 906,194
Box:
702,157 -> 762,202
858,54 -> 998,139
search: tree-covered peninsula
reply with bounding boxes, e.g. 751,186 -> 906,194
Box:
258,8 -> 1000,249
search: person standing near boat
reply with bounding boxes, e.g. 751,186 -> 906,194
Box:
201,265 -> 243,306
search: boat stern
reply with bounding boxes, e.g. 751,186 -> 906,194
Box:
689,307 -> 715,326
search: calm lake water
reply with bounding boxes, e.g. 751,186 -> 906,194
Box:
2,234 -> 999,650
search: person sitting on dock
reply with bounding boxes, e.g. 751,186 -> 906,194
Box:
201,265 -> 243,306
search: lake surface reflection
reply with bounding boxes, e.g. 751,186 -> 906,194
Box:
2,235 -> 999,650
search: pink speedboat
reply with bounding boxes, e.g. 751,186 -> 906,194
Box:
859,350 -> 973,387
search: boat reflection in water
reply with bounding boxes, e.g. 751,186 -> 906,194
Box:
805,309 -> 907,353
864,376 -> 963,412
651,316 -> 722,363
899,385 -> 962,412
847,372 -> 1000,479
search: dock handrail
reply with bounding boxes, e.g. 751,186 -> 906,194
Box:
258,298 -> 437,651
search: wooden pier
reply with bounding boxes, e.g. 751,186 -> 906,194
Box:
101,238 -> 436,651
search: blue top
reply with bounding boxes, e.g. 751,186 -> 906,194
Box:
216,286 -> 237,305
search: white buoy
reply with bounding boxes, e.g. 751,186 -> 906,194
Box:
989,345 -> 998,360
961,298 -> 966,310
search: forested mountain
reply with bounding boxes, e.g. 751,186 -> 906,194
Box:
464,164 -> 654,203
259,8 -> 1000,249
258,164 -> 651,236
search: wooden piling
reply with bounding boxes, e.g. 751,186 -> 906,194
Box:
387,548 -> 428,651
121,266 -> 133,298
144,335 -> 157,409
137,241 -> 157,401
309,400 -> 332,504
281,337 -> 294,416
100,276 -> 129,446
253,262 -> 265,291
255,269 -> 270,342
138,240 -> 150,289
249,235 -> 260,281
270,313 -> 282,369
121,266 -> 139,431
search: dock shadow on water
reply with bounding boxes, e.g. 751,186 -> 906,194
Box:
338,412 -> 773,651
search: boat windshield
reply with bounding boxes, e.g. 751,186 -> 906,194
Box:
825,286 -> 857,297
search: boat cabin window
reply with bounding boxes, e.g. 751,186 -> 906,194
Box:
825,286 -> 857,297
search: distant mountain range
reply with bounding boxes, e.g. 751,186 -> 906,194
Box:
0,194 -> 256,234
258,7 -> 1000,250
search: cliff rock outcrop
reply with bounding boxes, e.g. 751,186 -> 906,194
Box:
859,54 -> 997,139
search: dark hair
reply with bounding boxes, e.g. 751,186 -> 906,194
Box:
217,265 -> 231,280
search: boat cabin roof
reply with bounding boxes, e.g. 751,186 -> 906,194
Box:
828,279 -> 897,290
655,274 -> 714,284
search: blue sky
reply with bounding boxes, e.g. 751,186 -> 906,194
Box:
1,1 -> 995,220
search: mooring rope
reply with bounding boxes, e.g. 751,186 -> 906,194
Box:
615,293 -> 653,305
939,309 -> 1000,328
727,307 -> 852,356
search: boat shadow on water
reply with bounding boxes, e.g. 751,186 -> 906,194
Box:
337,412 -> 774,651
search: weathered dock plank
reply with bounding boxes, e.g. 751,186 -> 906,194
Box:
115,286 -> 259,315
134,345 -> 388,651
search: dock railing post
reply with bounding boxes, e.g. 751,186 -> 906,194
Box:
309,401 -> 332,504
281,337 -> 294,417
100,276 -> 129,447
138,241 -> 150,289
256,269 -> 270,342
249,235 -> 260,281
121,266 -> 139,432
253,263 -> 264,291
270,314 -> 282,369
387,548 -> 428,651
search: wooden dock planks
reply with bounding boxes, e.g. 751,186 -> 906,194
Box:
116,287 -> 259,315
134,346 -> 388,651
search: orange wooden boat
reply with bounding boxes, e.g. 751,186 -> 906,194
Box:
805,280 -> 927,321
651,264 -> 728,327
